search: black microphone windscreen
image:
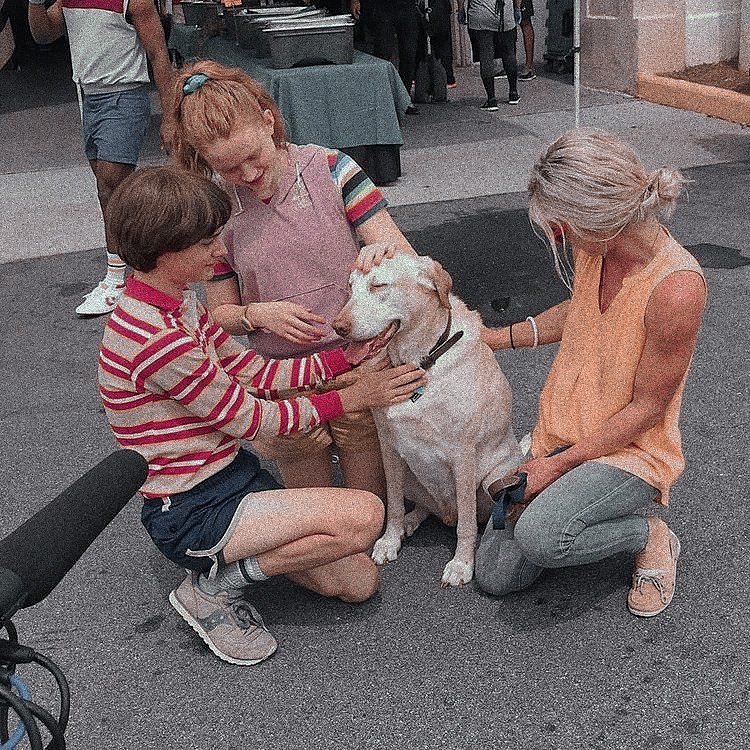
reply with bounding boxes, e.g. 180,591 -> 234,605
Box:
0,450 -> 148,608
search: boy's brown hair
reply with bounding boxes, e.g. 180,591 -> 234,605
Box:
105,166 -> 231,272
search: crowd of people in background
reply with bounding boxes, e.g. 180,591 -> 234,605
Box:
350,0 -> 538,113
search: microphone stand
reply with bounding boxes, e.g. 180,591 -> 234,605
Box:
0,615 -> 70,749
0,449 -> 147,749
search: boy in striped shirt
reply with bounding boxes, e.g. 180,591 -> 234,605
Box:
98,166 -> 425,666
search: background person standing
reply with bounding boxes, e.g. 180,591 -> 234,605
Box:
458,0 -> 521,109
351,0 -> 422,113
28,0 -> 174,317
517,0 -> 536,80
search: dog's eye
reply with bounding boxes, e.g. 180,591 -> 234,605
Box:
369,283 -> 387,292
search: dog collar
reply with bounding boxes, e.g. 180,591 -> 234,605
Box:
419,310 -> 464,370
411,310 -> 464,403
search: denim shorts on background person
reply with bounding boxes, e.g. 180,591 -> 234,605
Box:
141,449 -> 283,576
82,86 -> 151,164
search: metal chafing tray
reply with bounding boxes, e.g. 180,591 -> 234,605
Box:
233,6 -> 324,54
261,15 -> 355,68
181,0 -> 221,27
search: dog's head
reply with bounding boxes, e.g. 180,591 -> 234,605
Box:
333,254 -> 453,343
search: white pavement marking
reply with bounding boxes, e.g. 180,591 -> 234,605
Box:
0,167 -> 105,263
383,99 -> 750,207
2,88 -> 749,264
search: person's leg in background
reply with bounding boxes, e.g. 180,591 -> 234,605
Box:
330,409 -> 387,501
272,449 -> 336,490
394,2 -> 422,112
90,158 -> 135,297
474,28 -> 498,110
353,0 -> 374,53
431,0 -> 455,87
518,0 -> 537,80
76,87 -> 151,317
1,0 -> 33,70
369,3 -> 396,62
497,26 -> 519,103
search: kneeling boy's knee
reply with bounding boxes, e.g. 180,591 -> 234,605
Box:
349,492 -> 385,551
319,561 -> 380,603
339,563 -> 380,603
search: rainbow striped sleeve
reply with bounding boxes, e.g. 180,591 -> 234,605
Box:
326,149 -> 388,228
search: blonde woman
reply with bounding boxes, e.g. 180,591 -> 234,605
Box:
478,128 -> 707,617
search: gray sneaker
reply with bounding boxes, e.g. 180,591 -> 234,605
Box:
169,573 -> 277,665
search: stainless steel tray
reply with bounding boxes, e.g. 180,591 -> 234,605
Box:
261,14 -> 354,31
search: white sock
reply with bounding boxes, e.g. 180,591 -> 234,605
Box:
104,251 -> 126,286
198,557 -> 268,595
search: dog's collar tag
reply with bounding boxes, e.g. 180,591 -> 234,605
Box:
410,386 -> 426,403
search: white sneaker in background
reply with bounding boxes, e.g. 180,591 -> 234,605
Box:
75,280 -> 125,317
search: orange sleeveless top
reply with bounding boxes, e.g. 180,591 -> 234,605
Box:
531,236 -> 705,504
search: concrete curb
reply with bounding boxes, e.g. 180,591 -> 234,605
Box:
636,72 -> 750,125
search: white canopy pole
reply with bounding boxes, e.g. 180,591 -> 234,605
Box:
573,0 -> 581,127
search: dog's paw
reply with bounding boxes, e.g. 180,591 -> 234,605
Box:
440,559 -> 474,588
372,533 -> 402,565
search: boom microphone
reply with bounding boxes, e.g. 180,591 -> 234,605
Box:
0,450 -> 148,617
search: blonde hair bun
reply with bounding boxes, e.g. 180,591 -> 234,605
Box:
641,167 -> 688,218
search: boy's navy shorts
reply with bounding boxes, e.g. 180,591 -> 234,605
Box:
141,449 -> 283,575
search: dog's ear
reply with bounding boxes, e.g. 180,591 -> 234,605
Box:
426,260 -> 453,309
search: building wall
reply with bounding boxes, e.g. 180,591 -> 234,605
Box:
450,1 -> 749,91
582,0 -> 746,92
685,0 -> 742,64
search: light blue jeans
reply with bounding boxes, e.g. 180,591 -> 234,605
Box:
475,462 -> 659,596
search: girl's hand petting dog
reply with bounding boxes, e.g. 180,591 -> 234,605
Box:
355,242 -> 400,274
246,301 -> 327,344
338,359 -> 427,412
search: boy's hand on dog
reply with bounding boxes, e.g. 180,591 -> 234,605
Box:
249,301 -> 327,344
339,360 -> 427,412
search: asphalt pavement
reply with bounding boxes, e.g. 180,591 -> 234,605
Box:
1,49 -> 749,750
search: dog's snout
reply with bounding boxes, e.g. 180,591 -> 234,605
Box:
332,311 -> 351,338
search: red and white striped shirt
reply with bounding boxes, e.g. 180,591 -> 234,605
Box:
98,277 -> 350,498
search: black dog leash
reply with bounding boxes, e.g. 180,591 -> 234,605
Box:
490,473 -> 528,530
411,310 -> 464,402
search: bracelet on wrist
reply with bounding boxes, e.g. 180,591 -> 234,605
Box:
240,305 -> 255,333
508,323 -> 515,349
526,315 -> 539,348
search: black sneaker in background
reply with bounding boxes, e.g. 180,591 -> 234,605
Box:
518,70 -> 537,81
480,98 -> 499,111
508,91 -> 520,105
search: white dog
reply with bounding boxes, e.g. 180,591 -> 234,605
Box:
333,254 -> 523,586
